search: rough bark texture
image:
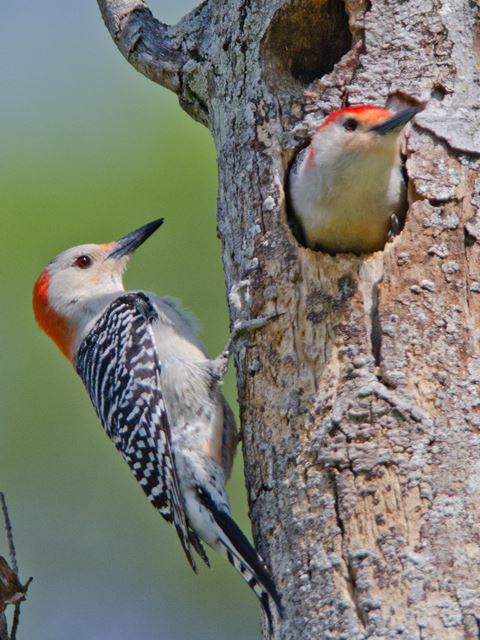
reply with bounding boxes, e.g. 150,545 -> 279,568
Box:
98,1 -> 480,638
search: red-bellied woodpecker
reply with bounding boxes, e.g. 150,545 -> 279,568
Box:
33,219 -> 282,631
288,105 -> 419,254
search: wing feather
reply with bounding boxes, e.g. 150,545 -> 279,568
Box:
75,292 -> 206,570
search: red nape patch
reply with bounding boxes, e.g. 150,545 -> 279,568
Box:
318,105 -> 393,130
33,271 -> 74,360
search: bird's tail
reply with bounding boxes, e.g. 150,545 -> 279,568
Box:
196,487 -> 283,634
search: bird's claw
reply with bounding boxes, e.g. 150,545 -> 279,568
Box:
210,350 -> 231,382
387,213 -> 400,242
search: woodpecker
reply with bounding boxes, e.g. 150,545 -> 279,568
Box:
33,219 -> 282,631
288,105 -> 419,254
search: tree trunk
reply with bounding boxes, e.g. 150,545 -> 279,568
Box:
97,1 -> 480,638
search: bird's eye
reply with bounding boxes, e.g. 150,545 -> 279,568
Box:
343,118 -> 358,132
74,255 -> 93,269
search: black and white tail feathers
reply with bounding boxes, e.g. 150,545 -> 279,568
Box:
197,487 -> 283,634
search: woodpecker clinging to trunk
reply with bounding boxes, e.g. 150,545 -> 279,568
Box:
33,219 -> 282,632
288,105 -> 419,254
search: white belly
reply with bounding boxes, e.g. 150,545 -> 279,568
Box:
290,148 -> 405,254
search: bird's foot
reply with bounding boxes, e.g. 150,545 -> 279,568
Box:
387,213 -> 400,242
210,350 -> 231,383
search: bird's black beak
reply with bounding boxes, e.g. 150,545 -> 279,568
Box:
108,218 -> 164,259
368,107 -> 419,136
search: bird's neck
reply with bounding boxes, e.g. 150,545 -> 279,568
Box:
33,272 -> 75,360
313,143 -> 400,199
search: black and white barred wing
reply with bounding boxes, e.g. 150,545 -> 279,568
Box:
75,292 -> 202,571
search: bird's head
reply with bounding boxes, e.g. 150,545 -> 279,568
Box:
33,218 -> 163,359
308,105 -> 418,169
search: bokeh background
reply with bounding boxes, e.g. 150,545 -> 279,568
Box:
1,2 -> 259,638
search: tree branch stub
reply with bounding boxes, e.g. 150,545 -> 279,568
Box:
97,0 -> 188,93
0,494 -> 31,640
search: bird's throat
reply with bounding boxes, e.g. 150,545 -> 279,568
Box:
33,271 -> 74,360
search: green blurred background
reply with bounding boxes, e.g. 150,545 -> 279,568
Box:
1,2 -> 259,638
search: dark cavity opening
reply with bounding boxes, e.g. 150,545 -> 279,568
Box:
262,0 -> 352,86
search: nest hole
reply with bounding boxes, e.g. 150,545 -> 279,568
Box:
262,0 -> 352,87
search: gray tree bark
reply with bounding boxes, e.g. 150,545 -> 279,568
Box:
97,1 -> 480,638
